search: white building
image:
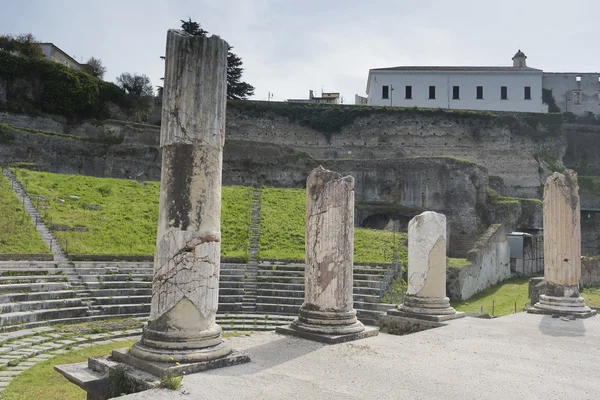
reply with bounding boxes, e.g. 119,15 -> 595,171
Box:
543,72 -> 600,116
365,51 -> 547,113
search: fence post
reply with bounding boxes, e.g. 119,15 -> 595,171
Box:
480,305 -> 483,314
492,300 -> 495,316
514,301 -> 517,314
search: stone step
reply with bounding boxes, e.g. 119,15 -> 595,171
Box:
0,306 -> 90,327
0,298 -> 84,313
0,314 -> 149,333
74,288 -> 153,297
0,275 -> 69,284
0,282 -> 71,294
0,290 -> 77,304
92,304 -> 150,315
77,274 -> 152,283
81,281 -> 151,290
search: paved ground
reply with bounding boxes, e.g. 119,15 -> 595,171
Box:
121,313 -> 600,400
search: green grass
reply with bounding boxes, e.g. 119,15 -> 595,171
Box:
452,278 -> 600,316
0,172 -> 49,254
451,278 -> 531,316
1,331 -> 248,400
259,188 -> 407,263
11,169 -> 252,259
1,339 -> 139,400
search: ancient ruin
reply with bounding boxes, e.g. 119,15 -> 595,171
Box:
388,211 -> 464,321
527,170 -> 597,318
277,166 -> 378,343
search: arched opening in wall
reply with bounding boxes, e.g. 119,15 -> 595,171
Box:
362,214 -> 390,230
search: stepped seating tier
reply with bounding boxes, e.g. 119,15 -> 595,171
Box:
0,260 -> 397,330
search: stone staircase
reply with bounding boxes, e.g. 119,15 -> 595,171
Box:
255,262 -> 396,325
241,189 -> 261,313
2,169 -> 68,263
0,260 -> 395,332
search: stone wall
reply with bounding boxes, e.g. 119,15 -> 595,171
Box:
581,258 -> 600,287
225,103 -> 565,199
563,123 -> 600,175
447,224 -> 511,300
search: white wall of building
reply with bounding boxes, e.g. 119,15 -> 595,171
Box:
367,71 -> 547,113
543,73 -> 600,116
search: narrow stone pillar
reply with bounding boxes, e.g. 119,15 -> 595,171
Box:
276,166 -> 378,343
528,170 -> 596,318
389,211 -> 463,321
130,30 -> 232,363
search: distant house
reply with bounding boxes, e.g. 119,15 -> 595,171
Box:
543,73 -> 600,116
38,43 -> 82,71
365,50 -> 547,113
288,90 -> 341,104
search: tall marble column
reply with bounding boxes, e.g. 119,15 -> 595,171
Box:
130,30 -> 232,363
528,170 -> 596,318
390,211 -> 463,321
277,166 -> 378,343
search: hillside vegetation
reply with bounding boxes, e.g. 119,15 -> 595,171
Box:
12,169 -> 252,259
0,172 -> 49,253
259,188 -> 408,264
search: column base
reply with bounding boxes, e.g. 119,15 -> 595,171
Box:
129,338 -> 232,364
276,325 -> 379,344
391,295 -> 465,322
526,295 -> 597,319
112,346 -> 250,378
292,307 -> 366,335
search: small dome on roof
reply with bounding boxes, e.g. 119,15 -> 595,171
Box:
512,49 -> 527,59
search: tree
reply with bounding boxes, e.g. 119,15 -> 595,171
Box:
116,73 -> 154,122
116,73 -> 154,97
85,57 -> 107,79
179,19 -> 255,100
226,46 -> 254,100
180,18 -> 207,37
0,33 -> 44,59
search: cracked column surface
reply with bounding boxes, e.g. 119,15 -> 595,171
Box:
291,166 -> 365,334
130,30 -> 232,363
399,211 -> 458,317
529,170 -> 595,317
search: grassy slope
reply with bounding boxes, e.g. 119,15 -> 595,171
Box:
259,188 -> 408,264
12,169 -> 253,259
0,172 -> 49,253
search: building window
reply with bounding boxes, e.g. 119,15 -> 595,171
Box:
501,86 -> 508,100
452,86 -> 459,100
576,76 -> 582,82
476,86 -> 483,99
382,85 -> 389,99
405,85 -> 412,99
524,86 -> 531,100
429,86 -> 436,99
573,90 -> 582,105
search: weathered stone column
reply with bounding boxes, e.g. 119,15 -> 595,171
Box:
130,30 -> 232,363
528,170 -> 596,318
390,211 -> 463,321
277,166 -> 378,343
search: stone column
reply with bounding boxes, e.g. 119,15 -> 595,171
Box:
391,211 -> 462,321
292,166 -> 364,334
528,170 -> 596,318
130,30 -> 232,363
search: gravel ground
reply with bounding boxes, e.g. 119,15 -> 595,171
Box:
121,313 -> 600,400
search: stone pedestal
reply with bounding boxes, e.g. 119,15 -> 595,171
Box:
390,211 -> 464,322
528,170 -> 596,318
276,166 -> 378,343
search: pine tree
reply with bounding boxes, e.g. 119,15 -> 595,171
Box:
179,19 -> 255,100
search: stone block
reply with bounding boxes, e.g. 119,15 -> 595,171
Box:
276,325 -> 379,344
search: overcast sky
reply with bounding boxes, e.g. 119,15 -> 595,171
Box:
2,0 -> 599,103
